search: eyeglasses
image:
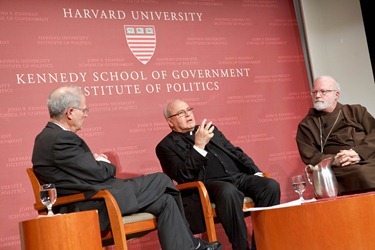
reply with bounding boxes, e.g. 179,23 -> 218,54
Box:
168,107 -> 194,118
73,107 -> 90,115
310,90 -> 337,96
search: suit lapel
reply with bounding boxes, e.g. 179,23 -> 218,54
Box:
171,131 -> 193,151
170,129 -> 237,161
209,133 -> 245,166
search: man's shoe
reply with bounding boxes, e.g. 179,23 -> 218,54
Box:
195,239 -> 222,250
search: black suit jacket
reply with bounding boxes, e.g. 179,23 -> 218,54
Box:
156,126 -> 260,184
32,122 -> 141,229
155,125 -> 260,232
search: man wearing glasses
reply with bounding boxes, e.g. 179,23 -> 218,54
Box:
296,75 -> 375,195
156,99 -> 281,250
32,86 -> 222,250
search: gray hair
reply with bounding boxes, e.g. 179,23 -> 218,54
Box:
315,75 -> 341,92
163,105 -> 170,119
163,99 -> 184,119
47,86 -> 83,119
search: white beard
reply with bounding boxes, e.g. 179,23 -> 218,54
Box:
314,101 -> 327,110
314,99 -> 335,111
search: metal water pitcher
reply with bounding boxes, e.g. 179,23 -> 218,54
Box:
304,157 -> 338,198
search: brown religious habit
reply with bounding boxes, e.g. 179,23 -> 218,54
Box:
296,102 -> 375,195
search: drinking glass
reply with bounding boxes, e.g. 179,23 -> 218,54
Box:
291,175 -> 306,201
40,183 -> 57,216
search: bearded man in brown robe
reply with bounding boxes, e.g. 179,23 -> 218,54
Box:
296,75 -> 375,195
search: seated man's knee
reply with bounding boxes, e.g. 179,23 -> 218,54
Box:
215,184 -> 243,202
158,172 -> 171,181
153,172 -> 174,185
268,178 -> 280,192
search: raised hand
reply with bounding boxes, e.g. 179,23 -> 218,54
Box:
194,119 -> 215,150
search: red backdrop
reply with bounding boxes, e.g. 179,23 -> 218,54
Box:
0,0 -> 313,249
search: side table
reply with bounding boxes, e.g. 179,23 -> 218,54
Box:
250,192 -> 375,250
19,210 -> 102,250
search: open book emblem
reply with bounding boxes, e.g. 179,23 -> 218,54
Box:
124,25 -> 156,65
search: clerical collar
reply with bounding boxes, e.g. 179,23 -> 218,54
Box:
181,127 -> 197,137
182,130 -> 194,137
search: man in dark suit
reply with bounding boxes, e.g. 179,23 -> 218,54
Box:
156,99 -> 281,250
32,86 -> 221,250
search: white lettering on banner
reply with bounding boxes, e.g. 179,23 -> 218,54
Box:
0,235 -> 20,248
171,68 -> 250,79
13,67 -> 250,95
0,183 -> 25,196
16,72 -> 87,84
63,8 -> 126,19
131,11 -> 202,21
82,85 -> 141,96
166,81 -> 219,92
15,68 -> 249,84
92,71 -> 147,82
62,8 -> 202,21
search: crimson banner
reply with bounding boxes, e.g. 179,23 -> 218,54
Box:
0,0 -> 312,249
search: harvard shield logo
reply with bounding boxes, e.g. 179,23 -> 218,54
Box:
124,25 -> 156,65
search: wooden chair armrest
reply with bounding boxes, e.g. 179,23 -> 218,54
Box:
176,181 -> 217,242
44,190 -> 127,248
176,181 -> 212,214
177,181 -> 210,201
93,190 -> 127,248
36,192 -> 110,211
27,168 -> 128,249
35,193 -> 88,212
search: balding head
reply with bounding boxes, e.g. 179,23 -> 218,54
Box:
47,86 -> 83,119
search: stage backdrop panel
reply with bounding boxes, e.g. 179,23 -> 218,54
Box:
0,0 -> 312,249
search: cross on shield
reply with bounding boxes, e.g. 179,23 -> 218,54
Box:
124,25 -> 156,65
